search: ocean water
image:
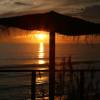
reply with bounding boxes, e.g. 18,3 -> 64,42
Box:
0,43 -> 100,100
0,43 -> 100,66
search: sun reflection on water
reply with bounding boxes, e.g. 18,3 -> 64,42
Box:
36,42 -> 48,85
38,42 -> 45,64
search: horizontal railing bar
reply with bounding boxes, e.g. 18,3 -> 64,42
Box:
0,60 -> 100,68
0,60 -> 100,67
0,69 -> 100,72
0,63 -> 49,68
0,70 -> 48,72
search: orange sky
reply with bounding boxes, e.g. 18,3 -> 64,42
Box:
0,30 -> 100,44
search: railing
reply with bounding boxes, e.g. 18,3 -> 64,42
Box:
55,69 -> 100,100
0,70 -> 37,100
0,60 -> 100,100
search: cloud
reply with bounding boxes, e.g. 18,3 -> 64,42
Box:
0,0 -> 100,23
78,5 -> 100,23
81,5 -> 100,18
14,2 -> 32,6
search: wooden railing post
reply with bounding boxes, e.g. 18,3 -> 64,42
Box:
79,71 -> 84,100
31,71 -> 36,100
49,31 -> 55,100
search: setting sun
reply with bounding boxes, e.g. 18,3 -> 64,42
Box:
33,31 -> 49,42
35,33 -> 46,40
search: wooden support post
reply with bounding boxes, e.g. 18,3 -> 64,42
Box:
79,71 -> 84,100
49,31 -> 55,100
31,71 -> 36,100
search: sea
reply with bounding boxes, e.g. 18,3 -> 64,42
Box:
1,43 -> 100,65
0,43 -> 100,100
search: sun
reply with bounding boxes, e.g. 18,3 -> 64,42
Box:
27,31 -> 49,43
35,33 -> 46,40
34,31 -> 48,40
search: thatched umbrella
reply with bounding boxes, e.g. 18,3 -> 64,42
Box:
0,11 -> 100,100
0,11 -> 100,34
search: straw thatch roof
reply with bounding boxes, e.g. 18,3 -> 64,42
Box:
0,11 -> 100,35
